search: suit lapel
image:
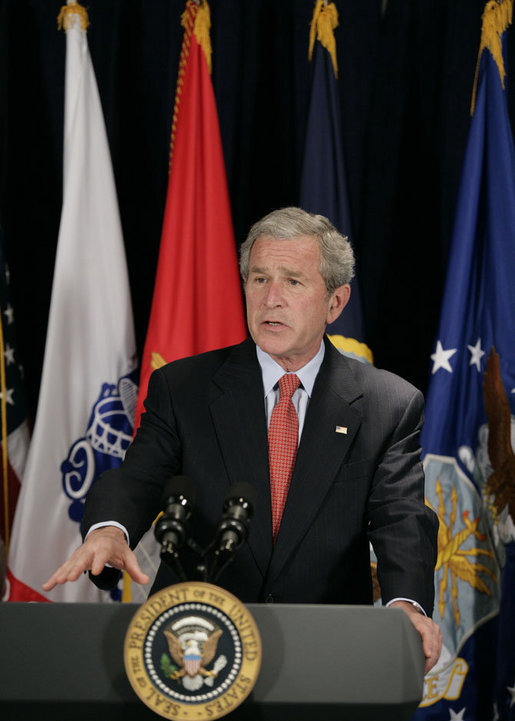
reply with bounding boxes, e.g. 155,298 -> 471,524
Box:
209,339 -> 273,576
267,341 -> 363,583
207,338 -> 366,585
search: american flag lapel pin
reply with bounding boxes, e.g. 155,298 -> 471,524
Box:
335,425 -> 348,435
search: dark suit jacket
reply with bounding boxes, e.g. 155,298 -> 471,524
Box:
83,337 -> 438,613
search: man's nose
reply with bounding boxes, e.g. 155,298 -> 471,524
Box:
263,280 -> 283,306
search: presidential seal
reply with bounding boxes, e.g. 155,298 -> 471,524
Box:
124,582 -> 262,720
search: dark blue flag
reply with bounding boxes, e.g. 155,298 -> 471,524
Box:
413,2 -> 515,719
300,1 -> 371,364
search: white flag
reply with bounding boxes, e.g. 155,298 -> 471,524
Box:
7,3 -> 139,602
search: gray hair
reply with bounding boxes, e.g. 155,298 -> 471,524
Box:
239,207 -> 355,293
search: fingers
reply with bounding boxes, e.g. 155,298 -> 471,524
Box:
42,546 -> 96,590
389,601 -> 443,674
421,619 -> 443,673
42,526 -> 150,592
121,548 -> 150,586
406,612 -> 443,673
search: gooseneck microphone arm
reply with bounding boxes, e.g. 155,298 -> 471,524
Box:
208,482 -> 257,584
154,476 -> 196,582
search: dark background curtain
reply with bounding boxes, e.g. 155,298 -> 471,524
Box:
1,0 -> 513,422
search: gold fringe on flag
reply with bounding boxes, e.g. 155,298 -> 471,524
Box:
470,0 -> 513,115
308,0 -> 339,77
57,0 -> 90,32
171,1 -> 212,165
122,571 -> 132,602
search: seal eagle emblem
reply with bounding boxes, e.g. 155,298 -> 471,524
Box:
162,616 -> 227,690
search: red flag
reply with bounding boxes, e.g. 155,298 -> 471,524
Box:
134,0 -> 247,428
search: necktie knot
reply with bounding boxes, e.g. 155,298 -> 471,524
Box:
278,373 -> 301,401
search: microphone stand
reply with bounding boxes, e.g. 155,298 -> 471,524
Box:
154,480 -> 256,586
154,513 -> 188,582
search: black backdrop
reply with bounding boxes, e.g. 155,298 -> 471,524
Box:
1,0 -> 514,422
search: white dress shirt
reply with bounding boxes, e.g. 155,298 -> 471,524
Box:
257,339 -> 325,440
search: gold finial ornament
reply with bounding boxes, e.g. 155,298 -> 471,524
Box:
193,0 -> 213,74
308,0 -> 339,77
57,0 -> 90,32
470,0 -> 513,115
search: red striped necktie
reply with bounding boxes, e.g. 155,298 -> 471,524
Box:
268,373 -> 301,542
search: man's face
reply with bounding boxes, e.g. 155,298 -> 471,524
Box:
244,235 -> 350,371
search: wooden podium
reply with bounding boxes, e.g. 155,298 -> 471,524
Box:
0,601 -> 424,720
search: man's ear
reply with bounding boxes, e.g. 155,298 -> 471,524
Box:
327,284 -> 351,324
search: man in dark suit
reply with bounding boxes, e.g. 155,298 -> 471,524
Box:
44,207 -> 442,671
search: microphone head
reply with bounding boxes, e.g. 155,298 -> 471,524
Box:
224,482 -> 257,514
161,475 -> 196,506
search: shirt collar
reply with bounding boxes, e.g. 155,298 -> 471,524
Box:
256,339 -> 325,398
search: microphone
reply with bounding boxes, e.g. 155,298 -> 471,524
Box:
209,482 -> 257,582
154,476 -> 196,580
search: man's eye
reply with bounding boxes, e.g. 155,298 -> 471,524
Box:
288,279 -> 300,286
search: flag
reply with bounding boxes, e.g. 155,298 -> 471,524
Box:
133,0 -> 247,430
299,0 -> 371,365
0,222 -> 30,574
413,1 -> 515,718
7,0 -> 138,603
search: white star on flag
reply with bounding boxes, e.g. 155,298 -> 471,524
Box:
431,340 -> 457,374
467,337 -> 485,371
0,387 -> 15,405
3,304 -> 14,325
4,343 -> 15,365
449,708 -> 466,720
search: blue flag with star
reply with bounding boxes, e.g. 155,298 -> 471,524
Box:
413,2 -> 515,719
299,1 -> 371,364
